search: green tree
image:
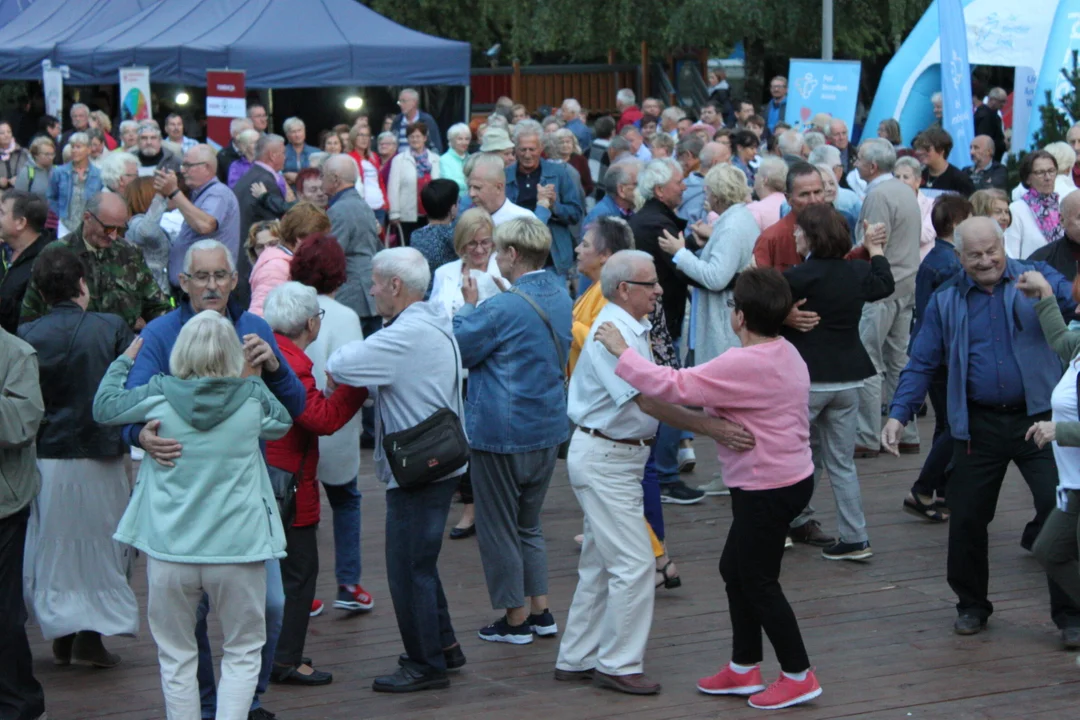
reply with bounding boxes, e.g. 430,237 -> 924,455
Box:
1032,50 -> 1080,148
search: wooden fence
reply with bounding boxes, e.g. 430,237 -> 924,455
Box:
471,63 -> 641,115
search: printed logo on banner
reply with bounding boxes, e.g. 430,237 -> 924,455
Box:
784,59 -> 862,132
119,68 -> 152,122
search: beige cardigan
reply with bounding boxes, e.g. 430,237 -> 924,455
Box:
388,150 -> 441,223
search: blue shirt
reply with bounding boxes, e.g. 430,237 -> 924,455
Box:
168,178 -> 240,287
409,223 -> 458,296
966,280 -> 1025,406
283,144 -> 319,175
565,118 -> 593,154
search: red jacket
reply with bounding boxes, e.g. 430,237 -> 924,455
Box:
617,106 -> 643,132
752,212 -> 803,273
266,334 -> 367,528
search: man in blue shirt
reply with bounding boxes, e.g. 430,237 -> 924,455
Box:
560,98 -> 593,155
766,76 -> 788,134
883,217 -> 1080,645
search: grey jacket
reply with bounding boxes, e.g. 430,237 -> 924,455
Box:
328,188 -> 382,319
13,159 -> 50,197
857,176 -> 922,299
0,329 -> 44,519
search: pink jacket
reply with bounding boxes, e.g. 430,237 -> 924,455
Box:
917,191 -> 936,261
615,339 -> 813,491
248,245 -> 293,317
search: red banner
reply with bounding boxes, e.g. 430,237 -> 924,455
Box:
206,69 -> 246,148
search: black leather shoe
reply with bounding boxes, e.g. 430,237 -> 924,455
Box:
1062,626 -> 1080,650
373,665 -> 449,693
270,664 -> 333,686
398,644 -> 466,671
449,524 -> 476,539
953,614 -> 987,636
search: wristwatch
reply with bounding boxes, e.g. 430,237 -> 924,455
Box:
167,189 -> 181,199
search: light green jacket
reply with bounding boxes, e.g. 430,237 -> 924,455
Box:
1035,296 -> 1080,447
440,148 -> 468,196
93,355 -> 292,564
0,330 -> 44,519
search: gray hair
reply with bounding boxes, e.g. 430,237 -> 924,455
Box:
894,155 -> 922,176
675,136 -> 705,161
603,157 -> 642,196
376,131 -> 397,147
778,130 -> 806,156
169,310 -> 245,380
447,122 -> 471,142
931,91 -> 943,104
608,135 -> 632,157
953,215 -> 1004,254
562,98 -> 582,115
399,88 -> 419,102
118,120 -> 138,136
589,216 -> 635,254
808,144 -> 841,167
637,158 -> 679,201
308,151 -> 329,168
513,119 -> 543,144
99,151 -> 138,190
236,128 -> 261,157
67,132 -> 89,147
467,152 -> 505,182
803,131 -> 827,152
600,250 -> 654,300
183,239 -> 237,274
755,156 -> 789,192
230,117 -> 254,137
282,117 -> 305,134
699,142 -> 728,170
137,121 -> 160,138
1044,141 -> 1076,175
660,107 -> 686,123
372,247 -> 430,296
70,103 -> 89,118
323,153 -> 358,184
616,88 -> 636,106
858,137 -> 897,173
264,281 -> 320,338
256,133 -> 285,160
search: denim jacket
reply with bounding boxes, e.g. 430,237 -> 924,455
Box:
47,162 -> 103,220
505,160 -> 584,274
453,271 -> 572,453
890,259 -> 1075,440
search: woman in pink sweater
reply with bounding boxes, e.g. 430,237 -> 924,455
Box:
596,267 -> 821,711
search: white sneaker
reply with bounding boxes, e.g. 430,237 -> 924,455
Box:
784,536 -> 794,550
697,473 -> 731,496
677,446 -> 697,473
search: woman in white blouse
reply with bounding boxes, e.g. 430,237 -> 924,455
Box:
431,208 -> 504,318
1006,150 -> 1064,259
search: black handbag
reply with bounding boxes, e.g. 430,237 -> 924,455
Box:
380,325 -> 469,490
267,441 -> 310,529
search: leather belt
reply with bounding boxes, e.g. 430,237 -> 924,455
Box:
968,401 -> 1026,414
577,426 -> 654,447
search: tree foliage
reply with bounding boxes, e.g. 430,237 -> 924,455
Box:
1032,50 -> 1080,148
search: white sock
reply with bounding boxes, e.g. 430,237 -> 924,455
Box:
783,669 -> 808,682
728,661 -> 757,674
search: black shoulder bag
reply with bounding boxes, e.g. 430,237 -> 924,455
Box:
381,324 -> 469,490
267,440 -> 310,529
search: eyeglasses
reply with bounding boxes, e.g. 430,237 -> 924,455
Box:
87,211 -> 127,236
464,239 -> 493,252
312,309 -> 326,321
180,161 -> 208,170
726,299 -> 740,309
1030,169 -> 1057,179
622,279 -> 660,289
182,270 -> 235,285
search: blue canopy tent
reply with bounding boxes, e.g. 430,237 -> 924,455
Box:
51,0 -> 470,88
0,0 -> 36,31
0,0 -> 160,78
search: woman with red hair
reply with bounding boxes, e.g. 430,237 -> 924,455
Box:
289,235 -> 374,614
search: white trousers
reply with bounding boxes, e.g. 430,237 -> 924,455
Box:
147,558 -> 266,720
557,430 -> 654,676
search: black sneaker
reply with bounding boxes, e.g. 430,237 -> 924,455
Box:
821,540 -> 873,561
659,480 -> 705,505
478,616 -> 533,644
527,609 -> 558,637
247,710 -> 277,720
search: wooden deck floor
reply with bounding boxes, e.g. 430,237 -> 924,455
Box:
28,416 -> 1080,719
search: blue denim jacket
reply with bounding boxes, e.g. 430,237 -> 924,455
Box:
453,271 -> 572,453
284,144 -> 319,175
889,259 -> 1075,440
505,160 -> 584,274
47,163 -> 103,220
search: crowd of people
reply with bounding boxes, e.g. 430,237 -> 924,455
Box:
4,74 -> 1080,720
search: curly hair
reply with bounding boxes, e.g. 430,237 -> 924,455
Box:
289,233 -> 346,295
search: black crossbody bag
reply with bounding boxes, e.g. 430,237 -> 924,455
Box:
381,324 -> 469,490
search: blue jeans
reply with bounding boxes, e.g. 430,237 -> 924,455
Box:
322,479 -> 361,586
385,479 -> 459,675
197,558 -> 283,717
641,447 -> 664,541
656,337 -> 692,485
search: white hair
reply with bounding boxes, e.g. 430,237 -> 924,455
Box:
513,119 -> 543,144
600,250 -> 654,300
603,157 -> 641,195
118,120 -> 138,136
70,103 -> 89,117
236,128 -> 260,155
137,121 -> 161,138
1044,141 -> 1077,176
399,88 -> 419,102
169,310 -> 244,380
183,239 -> 237,274
616,88 -> 636,106
661,107 -> 686,123
803,131 -> 826,152
814,163 -> 839,191
953,215 -> 1004,254
486,114 -> 510,131
931,91 -> 943,104
858,137 -> 897,173
637,158 -> 679,200
893,155 -> 922,176
562,98 -> 581,115
264,281 -> 320,338
372,247 -> 430,296
323,153 -> 358,184
755,156 -> 789,192
256,133 -> 285,160
99,151 -> 138,190
778,131 -> 806,156
230,117 -> 254,137
67,132 -> 89,147
467,152 -> 505,182
308,151 -> 329,168
282,117 -> 305,134
808,144 -> 842,167
447,122 -> 471,142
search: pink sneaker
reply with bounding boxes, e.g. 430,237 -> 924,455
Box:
697,665 -> 766,695
748,671 -> 822,710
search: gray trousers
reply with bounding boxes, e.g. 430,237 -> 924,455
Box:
856,293 -> 920,450
791,388 -> 869,543
471,447 -> 559,610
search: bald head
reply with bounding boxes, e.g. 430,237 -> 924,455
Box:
1063,191 -> 1080,242
700,141 -> 731,170
1068,123 -> 1080,157
321,153 -> 358,196
970,135 -> 995,168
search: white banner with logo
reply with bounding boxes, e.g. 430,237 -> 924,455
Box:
119,67 -> 152,122
43,67 -> 63,119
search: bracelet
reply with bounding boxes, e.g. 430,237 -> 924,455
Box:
167,189 -> 180,199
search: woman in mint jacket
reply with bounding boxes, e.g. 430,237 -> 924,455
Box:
93,309 -> 292,720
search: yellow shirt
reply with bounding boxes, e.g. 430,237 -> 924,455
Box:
569,282 -> 608,375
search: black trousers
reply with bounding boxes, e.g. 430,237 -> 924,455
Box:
273,524 -> 319,667
913,370 -> 951,499
947,405 -> 1080,627
721,476 -> 814,673
0,507 -> 46,720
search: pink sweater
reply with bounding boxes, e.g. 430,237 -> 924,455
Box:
248,245 -> 293,317
615,339 -> 813,491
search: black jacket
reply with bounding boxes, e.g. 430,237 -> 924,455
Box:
0,234 -> 49,334
17,303 -> 133,459
217,143 -> 242,184
781,255 -> 895,383
1028,238 -> 1080,282
974,104 -> 1006,163
628,198 -> 698,340
232,163 -> 284,308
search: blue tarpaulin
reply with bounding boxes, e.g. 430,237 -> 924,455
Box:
39,0 -> 470,87
0,0 -> 35,31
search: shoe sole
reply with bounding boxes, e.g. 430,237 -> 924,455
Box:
310,606 -> 324,617
954,625 -> 986,635
749,686 -> 822,709
791,539 -> 834,548
532,625 -> 559,637
478,631 -> 533,644
334,600 -> 375,612
902,503 -> 949,523
701,489 -> 731,496
592,675 -> 661,695
660,495 -> 705,505
554,669 -> 594,682
678,461 -> 696,473
822,551 -> 873,561
697,683 -> 766,696
372,677 -> 450,693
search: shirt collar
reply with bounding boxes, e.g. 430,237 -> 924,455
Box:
328,187 -> 352,206
254,160 -> 280,176
605,301 -> 652,336
959,263 -> 1015,295
866,172 -> 894,191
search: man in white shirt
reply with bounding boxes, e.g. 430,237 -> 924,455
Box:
556,249 -> 662,696
466,153 -> 535,225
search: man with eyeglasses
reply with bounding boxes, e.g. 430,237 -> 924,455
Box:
20,192 -> 170,332
153,145 -> 240,295
389,88 -> 443,154
765,76 -> 788,134
119,238 -> 305,720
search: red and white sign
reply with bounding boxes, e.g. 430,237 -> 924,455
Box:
206,69 -> 246,148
